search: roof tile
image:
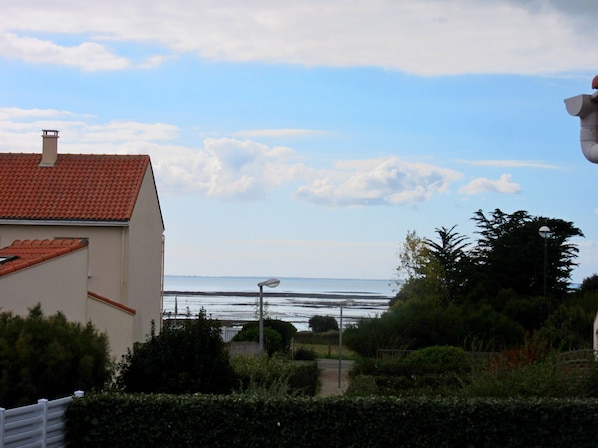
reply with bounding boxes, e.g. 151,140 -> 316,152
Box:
0,238 -> 88,277
0,153 -> 149,222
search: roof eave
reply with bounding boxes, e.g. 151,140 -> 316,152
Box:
0,219 -> 130,227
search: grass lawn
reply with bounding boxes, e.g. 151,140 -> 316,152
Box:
293,342 -> 358,360
292,331 -> 358,360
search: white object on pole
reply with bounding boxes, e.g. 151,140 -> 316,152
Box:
564,92 -> 598,163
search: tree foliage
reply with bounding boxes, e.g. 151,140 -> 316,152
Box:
425,225 -> 470,306
0,304 -> 111,408
470,209 -> 582,299
117,310 -> 235,394
308,315 -> 339,333
351,209 -> 586,354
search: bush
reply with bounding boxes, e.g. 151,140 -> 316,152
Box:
404,346 -> 470,373
233,319 -> 297,355
231,354 -> 318,396
116,310 -> 235,395
293,347 -> 317,361
0,304 -> 111,408
346,349 -> 470,397
233,326 -> 283,355
308,315 -> 339,332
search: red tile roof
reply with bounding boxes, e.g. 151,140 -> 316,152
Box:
0,238 -> 88,276
0,153 -> 150,222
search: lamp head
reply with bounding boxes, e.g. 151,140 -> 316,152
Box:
539,226 -> 552,239
258,278 -> 280,288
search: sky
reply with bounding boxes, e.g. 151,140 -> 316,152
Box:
1,0 -> 598,283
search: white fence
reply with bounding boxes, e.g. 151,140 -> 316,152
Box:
221,326 -> 241,343
0,391 -> 83,448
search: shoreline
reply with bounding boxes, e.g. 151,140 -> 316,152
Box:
164,290 -> 391,300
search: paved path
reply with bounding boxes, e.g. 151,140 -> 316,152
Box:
317,359 -> 354,396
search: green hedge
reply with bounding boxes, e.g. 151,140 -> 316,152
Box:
66,394 -> 598,447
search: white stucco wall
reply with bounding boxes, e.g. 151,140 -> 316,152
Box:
0,247 -> 88,323
87,295 -> 135,360
0,225 -> 123,302
126,167 -> 164,342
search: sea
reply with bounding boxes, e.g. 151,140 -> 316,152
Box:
163,276 -> 396,331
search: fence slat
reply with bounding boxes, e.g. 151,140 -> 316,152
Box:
0,408 -> 5,448
0,392 -> 84,448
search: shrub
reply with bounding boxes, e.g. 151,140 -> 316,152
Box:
308,315 -> 339,332
0,304 -> 111,408
233,319 -> 297,355
404,346 -> 470,373
233,326 -> 282,355
116,310 -> 235,394
231,354 -> 318,396
347,350 -> 470,397
293,347 -> 317,361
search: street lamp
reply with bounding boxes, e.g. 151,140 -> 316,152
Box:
539,226 -> 552,302
338,299 -> 354,388
257,278 -> 280,353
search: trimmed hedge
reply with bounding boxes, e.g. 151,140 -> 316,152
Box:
66,393 -> 598,447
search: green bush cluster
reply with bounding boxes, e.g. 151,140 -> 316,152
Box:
308,315 -> 338,332
116,311 -> 235,395
233,319 -> 297,355
346,345 -> 598,399
347,347 -> 472,397
403,345 -> 470,372
66,393 -> 598,447
231,354 -> 318,397
0,305 -> 111,408
292,346 -> 317,361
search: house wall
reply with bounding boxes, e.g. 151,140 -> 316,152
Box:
87,296 -> 135,360
0,166 -> 165,348
0,225 -> 124,302
0,247 -> 88,323
126,167 -> 165,342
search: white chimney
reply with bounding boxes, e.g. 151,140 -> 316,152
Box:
40,129 -> 59,166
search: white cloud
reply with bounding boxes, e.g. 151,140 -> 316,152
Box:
460,159 -> 562,170
0,32 -> 130,71
0,1 -> 597,75
295,157 -> 463,206
233,129 -> 329,138
459,173 -> 522,195
0,108 -> 469,205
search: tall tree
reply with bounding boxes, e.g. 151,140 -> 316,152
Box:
425,225 -> 470,305
470,209 -> 583,301
393,230 -> 443,306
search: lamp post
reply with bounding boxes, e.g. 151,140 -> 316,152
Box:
257,278 -> 280,353
338,300 -> 354,388
539,226 -> 552,302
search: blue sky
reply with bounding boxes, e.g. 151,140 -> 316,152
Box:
1,1 -> 598,282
